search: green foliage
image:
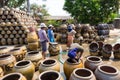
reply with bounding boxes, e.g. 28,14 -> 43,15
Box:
46,20 -> 62,27
64,0 -> 119,25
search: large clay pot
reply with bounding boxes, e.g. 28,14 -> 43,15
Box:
25,51 -> 42,71
0,67 -> 4,78
39,59 -> 60,73
13,60 -> 35,80
95,65 -> 120,80
7,38 -> 12,45
39,70 -> 63,80
113,43 -> 120,59
49,42 -> 60,56
1,72 -> 26,80
9,48 -> 24,61
97,41 -> 104,56
63,58 -> 84,79
0,47 -> 9,55
89,42 -> 99,56
85,56 -> 103,72
27,32 -> 38,43
70,68 -> 96,80
102,44 -> 112,59
28,41 -> 39,50
0,54 -> 16,74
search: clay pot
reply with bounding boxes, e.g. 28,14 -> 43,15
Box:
0,8 -> 4,15
83,33 -> 89,38
14,45 -> 27,55
12,30 -> 17,34
7,38 -> 12,45
4,34 -> 8,39
1,72 -> 26,80
70,68 -> 96,80
19,38 -> 24,44
102,44 -> 112,59
28,41 -> 39,50
39,70 -> 63,80
27,32 -> 38,43
0,47 -> 9,55
0,54 -> 16,74
15,34 -> 20,38
49,42 -> 60,56
0,67 -> 4,78
89,42 -> 99,56
9,48 -> 24,61
113,43 -> 120,59
13,60 -> 35,80
1,39 -> 6,45
10,34 -> 14,38
39,59 -> 60,73
95,65 -> 120,80
13,38 -> 18,45
25,51 -> 42,71
97,41 -> 104,56
6,30 -> 11,34
15,26 -> 20,30
63,58 -> 84,79
85,56 -> 103,72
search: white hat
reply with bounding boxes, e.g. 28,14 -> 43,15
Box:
40,23 -> 47,28
49,24 -> 54,27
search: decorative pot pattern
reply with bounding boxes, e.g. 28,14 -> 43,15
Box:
0,54 -> 16,74
85,56 -> 103,72
1,72 -> 26,80
13,60 -> 35,80
39,59 -> 60,73
70,68 -> 96,80
113,43 -> 120,59
39,70 -> 63,80
25,51 -> 42,71
63,58 -> 84,79
95,65 -> 120,80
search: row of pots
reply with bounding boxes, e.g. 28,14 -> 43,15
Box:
89,41 -> 120,59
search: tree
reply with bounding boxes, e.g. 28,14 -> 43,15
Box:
64,0 -> 119,25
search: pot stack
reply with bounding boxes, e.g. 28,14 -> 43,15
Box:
0,6 -> 37,45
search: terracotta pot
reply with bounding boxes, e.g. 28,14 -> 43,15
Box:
0,54 -> 16,74
49,42 -> 60,56
0,67 -> 4,78
63,58 -> 84,79
28,41 -> 39,50
39,59 -> 60,73
85,56 -> 103,72
95,65 -> 120,80
89,42 -> 99,56
25,51 -> 42,71
102,44 -> 112,59
113,43 -> 120,59
13,60 -> 35,80
27,32 -> 38,43
39,70 -> 63,80
70,68 -> 96,80
97,41 -> 104,56
9,48 -> 24,61
1,72 -> 26,80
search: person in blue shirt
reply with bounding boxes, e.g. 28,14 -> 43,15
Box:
47,24 -> 55,42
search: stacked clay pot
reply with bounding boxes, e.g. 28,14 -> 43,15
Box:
39,59 -> 60,73
13,60 -> 35,80
85,56 -> 103,72
1,72 -> 26,80
97,41 -> 104,56
25,51 -> 42,71
70,68 -> 96,80
0,54 -> 16,74
113,43 -> 120,59
95,65 -> 120,80
39,70 -> 63,80
63,58 -> 84,79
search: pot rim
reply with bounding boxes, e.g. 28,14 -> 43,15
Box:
66,58 -> 82,65
41,59 -> 57,67
73,68 -> 94,79
15,60 -> 32,68
102,44 -> 112,52
0,47 -> 7,50
27,51 -> 40,56
39,70 -> 61,80
0,54 -> 12,60
10,48 -> 20,52
87,56 -> 102,63
1,72 -> 23,80
98,64 -> 119,75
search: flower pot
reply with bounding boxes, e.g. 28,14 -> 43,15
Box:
13,60 -> 35,80
39,59 -> 60,73
25,51 -> 42,71
102,44 -> 112,59
63,58 -> 84,79
0,54 -> 16,74
28,41 -> 39,50
113,43 -> 120,59
39,70 -> 63,80
1,72 -> 26,80
95,65 -> 120,80
89,42 -> 99,56
70,68 -> 96,80
85,56 -> 103,72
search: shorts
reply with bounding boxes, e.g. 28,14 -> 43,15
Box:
41,41 -> 47,52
